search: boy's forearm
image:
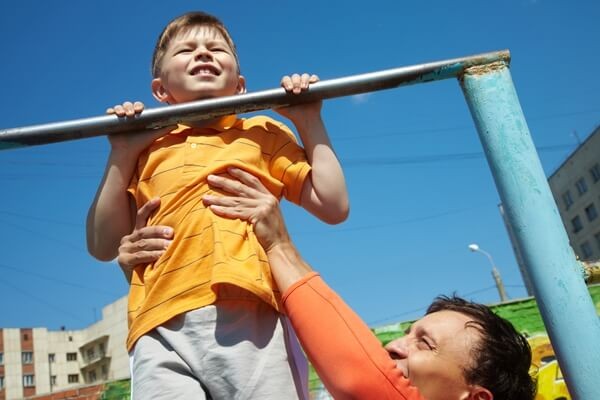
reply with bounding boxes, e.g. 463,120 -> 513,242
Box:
294,115 -> 349,223
86,150 -> 137,261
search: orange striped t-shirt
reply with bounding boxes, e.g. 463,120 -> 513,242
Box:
125,114 -> 311,351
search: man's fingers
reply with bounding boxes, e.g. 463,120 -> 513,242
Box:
227,168 -> 271,194
118,250 -> 164,268
135,197 -> 161,229
128,237 -> 170,252
206,204 -> 248,220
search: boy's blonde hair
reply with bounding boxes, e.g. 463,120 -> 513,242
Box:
151,12 -> 240,78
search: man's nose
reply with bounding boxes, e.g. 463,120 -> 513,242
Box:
385,338 -> 409,359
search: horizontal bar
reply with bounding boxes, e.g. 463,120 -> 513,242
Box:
0,50 -> 509,150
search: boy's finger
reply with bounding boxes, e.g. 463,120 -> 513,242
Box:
113,105 -> 125,117
301,73 -> 310,89
123,102 -> 135,117
134,101 -> 144,112
281,76 -> 293,91
291,74 -> 301,93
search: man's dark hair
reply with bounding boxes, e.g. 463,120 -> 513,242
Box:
427,295 -> 536,400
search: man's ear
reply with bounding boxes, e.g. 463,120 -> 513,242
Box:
236,75 -> 247,94
466,386 -> 493,400
152,78 -> 171,104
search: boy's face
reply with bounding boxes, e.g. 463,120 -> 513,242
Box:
152,25 -> 245,104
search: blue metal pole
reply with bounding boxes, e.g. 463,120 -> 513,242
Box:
461,62 -> 600,399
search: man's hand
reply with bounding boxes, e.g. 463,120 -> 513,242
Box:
117,197 -> 173,282
202,168 -> 291,252
106,101 -> 174,154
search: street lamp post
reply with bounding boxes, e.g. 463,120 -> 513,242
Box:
468,243 -> 509,302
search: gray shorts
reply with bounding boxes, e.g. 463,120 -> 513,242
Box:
130,285 -> 308,400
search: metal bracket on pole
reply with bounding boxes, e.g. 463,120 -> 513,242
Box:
582,260 -> 600,285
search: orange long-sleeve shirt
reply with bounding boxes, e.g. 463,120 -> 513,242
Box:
282,272 -> 425,400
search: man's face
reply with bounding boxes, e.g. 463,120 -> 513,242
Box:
385,310 -> 484,400
152,25 -> 245,104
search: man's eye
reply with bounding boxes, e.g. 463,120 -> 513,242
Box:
420,338 -> 433,350
175,49 -> 192,54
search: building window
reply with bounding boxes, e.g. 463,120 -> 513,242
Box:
89,370 -> 97,382
23,374 -> 35,387
585,203 -> 598,222
0,375 -> 4,389
595,232 -> 600,250
580,241 -> 594,259
87,348 -> 95,361
68,374 -> 79,384
50,375 -> 57,386
22,352 -> 33,364
66,352 -> 78,362
576,177 -> 588,195
590,163 -> 600,183
562,190 -> 574,209
48,353 -> 55,363
0,352 -> 3,365
572,215 -> 583,233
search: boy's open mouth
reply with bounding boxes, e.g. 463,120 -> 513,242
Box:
190,64 -> 220,76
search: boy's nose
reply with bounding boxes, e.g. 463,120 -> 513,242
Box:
194,47 -> 213,60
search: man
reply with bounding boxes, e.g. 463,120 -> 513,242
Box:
118,167 -> 536,400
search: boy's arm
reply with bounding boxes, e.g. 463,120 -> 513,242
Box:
86,101 -> 173,261
276,74 -> 349,225
86,147 -> 139,261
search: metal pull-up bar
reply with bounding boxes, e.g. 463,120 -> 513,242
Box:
2,50 -> 599,397
0,50 -> 508,150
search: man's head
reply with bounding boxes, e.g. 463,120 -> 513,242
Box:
150,12 -> 245,104
385,295 -> 536,400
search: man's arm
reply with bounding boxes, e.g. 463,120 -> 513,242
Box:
276,74 -> 349,225
202,168 -> 422,400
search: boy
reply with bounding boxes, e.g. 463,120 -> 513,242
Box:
86,11 -> 349,400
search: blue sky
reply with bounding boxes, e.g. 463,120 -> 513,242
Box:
1,1 -> 599,331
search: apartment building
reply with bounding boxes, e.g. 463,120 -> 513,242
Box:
548,126 -> 600,261
0,296 -> 129,400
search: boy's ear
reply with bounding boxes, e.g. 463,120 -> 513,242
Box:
236,75 -> 247,94
151,78 -> 171,103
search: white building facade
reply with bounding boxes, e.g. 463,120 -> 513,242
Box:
0,296 -> 129,400
548,126 -> 600,262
